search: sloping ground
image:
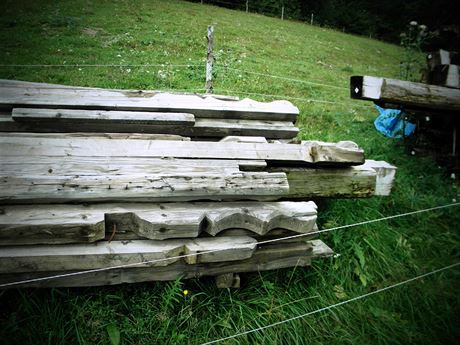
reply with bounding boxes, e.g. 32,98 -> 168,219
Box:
0,1 -> 458,344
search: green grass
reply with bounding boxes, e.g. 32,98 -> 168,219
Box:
0,1 -> 459,344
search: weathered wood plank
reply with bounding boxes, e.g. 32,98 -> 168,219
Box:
12,108 -> 196,125
0,82 -> 299,121
6,109 -> 297,138
0,171 -> 289,203
0,79 -> 242,101
0,237 -> 258,273
270,163 -> 377,198
191,118 -> 299,139
0,135 -> 365,165
0,201 -> 317,244
0,240 -> 332,287
0,131 -> 191,140
0,156 -> 246,177
350,75 -> 460,112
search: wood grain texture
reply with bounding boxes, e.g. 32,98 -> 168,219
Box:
12,108 -> 196,125
271,163 -> 376,198
0,135 -> 365,165
0,171 -> 289,203
0,236 -> 258,273
5,109 -> 298,139
0,201 -> 317,244
0,80 -> 299,121
0,240 -> 333,287
351,75 -> 460,112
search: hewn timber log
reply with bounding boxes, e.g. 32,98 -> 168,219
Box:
0,135 -> 365,165
0,170 -> 289,204
0,201 -> 317,245
0,237 -> 259,273
12,108 -> 196,125
271,163 -> 376,198
429,64 -> 460,89
0,80 -> 299,121
350,75 -> 460,112
0,240 -> 333,287
427,50 -> 459,71
0,79 -> 241,102
4,109 -> 298,139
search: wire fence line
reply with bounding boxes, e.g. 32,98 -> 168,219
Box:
219,66 -> 349,90
0,201 -> 458,288
212,88 -> 373,108
0,63 -> 204,68
200,261 -> 460,345
0,62 -> 348,92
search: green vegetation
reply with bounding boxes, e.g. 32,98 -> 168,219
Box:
0,1 -> 459,344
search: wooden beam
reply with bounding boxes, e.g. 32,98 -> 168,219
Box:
0,79 -> 241,101
0,135 -> 365,165
191,118 -> 299,139
6,109 -> 298,139
350,75 -> 460,112
0,170 -> 289,203
12,108 -> 196,125
0,131 -> 191,140
0,81 -> 299,121
429,65 -> 460,89
0,237 -> 258,273
271,163 -> 377,198
0,201 -> 317,245
0,240 -> 333,287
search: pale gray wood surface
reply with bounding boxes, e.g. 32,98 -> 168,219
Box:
0,135 -> 365,165
0,201 -> 317,244
0,236 -> 258,273
0,171 -> 289,203
351,75 -> 460,112
0,240 -> 333,287
0,79 -> 241,101
0,81 -> 299,121
0,131 -> 191,140
12,108 -> 196,125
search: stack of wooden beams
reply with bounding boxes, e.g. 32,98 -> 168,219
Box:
427,49 -> 460,89
0,80 -> 396,288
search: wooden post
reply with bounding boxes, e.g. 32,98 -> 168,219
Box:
201,0 -> 203,4
206,25 -> 214,94
311,13 -> 314,25
453,126 -> 457,156
281,6 -> 284,20
246,0 -> 248,13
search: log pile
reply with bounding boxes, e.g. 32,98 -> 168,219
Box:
0,80 -> 396,288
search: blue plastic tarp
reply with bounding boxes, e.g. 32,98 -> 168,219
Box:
374,105 -> 415,139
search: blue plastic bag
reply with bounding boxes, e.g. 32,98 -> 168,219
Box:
374,105 -> 415,139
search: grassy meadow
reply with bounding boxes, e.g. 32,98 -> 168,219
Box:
0,0 -> 459,344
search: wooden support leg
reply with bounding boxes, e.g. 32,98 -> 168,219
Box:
215,273 -> 240,288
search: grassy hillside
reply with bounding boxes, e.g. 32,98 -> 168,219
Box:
0,1 -> 459,344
